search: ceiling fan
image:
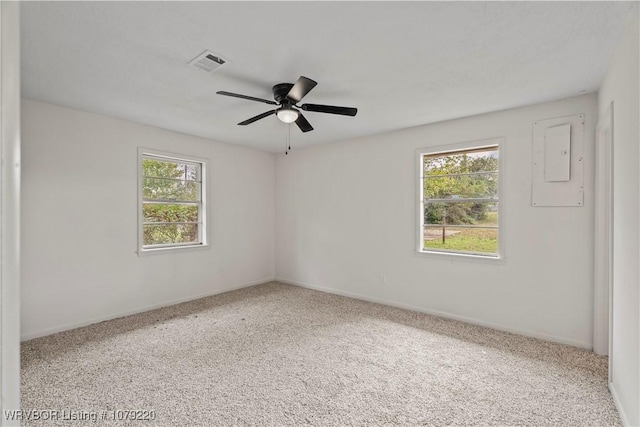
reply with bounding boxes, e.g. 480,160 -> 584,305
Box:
216,76 -> 357,133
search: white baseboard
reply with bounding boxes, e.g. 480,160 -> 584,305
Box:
609,381 -> 632,426
276,277 -> 591,349
21,277 -> 275,341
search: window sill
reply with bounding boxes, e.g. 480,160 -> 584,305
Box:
414,250 -> 505,264
138,244 -> 210,256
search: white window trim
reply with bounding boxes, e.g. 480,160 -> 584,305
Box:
137,147 -> 210,255
415,137 -> 505,262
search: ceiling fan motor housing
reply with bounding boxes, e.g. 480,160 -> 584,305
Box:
273,83 -> 295,104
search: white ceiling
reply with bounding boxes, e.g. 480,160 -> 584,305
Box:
21,1 -> 632,153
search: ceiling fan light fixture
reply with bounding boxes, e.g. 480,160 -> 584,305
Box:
277,107 -> 299,124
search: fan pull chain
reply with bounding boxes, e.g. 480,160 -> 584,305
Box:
285,122 -> 291,155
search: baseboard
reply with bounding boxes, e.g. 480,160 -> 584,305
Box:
609,381 -> 632,426
276,277 -> 591,349
21,277 -> 275,341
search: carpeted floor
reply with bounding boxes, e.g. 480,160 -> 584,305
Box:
21,282 -> 620,426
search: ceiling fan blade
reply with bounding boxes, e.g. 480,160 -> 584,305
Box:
286,76 -> 317,103
217,91 -> 278,105
238,110 -> 276,126
295,113 -> 314,133
301,103 -> 358,116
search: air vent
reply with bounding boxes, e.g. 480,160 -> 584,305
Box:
189,50 -> 227,73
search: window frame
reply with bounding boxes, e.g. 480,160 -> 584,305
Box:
415,137 -> 504,261
137,147 -> 209,255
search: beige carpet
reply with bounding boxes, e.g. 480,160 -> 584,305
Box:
21,282 -> 620,426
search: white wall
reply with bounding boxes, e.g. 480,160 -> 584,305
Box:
598,5 -> 640,426
20,99 -> 275,340
276,94 -> 597,349
2,2 -> 22,424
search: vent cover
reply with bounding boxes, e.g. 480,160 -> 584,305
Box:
189,50 -> 226,72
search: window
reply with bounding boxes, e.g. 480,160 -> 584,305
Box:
417,139 -> 501,258
138,148 -> 208,253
